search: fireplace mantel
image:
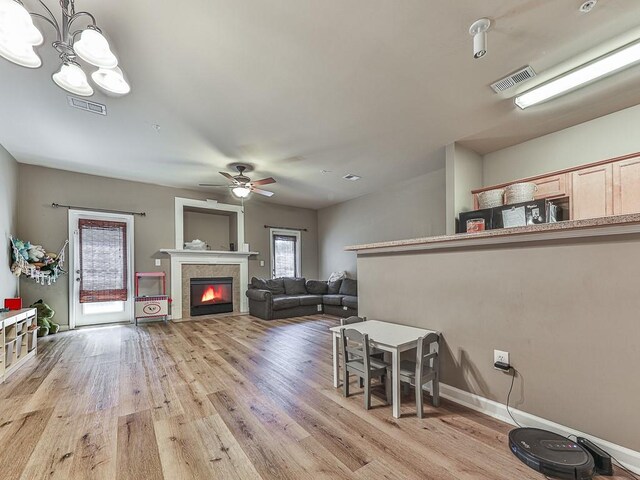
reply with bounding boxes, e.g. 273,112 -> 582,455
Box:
160,249 -> 258,258
160,249 -> 258,319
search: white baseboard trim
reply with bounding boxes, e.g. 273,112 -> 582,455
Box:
439,383 -> 640,475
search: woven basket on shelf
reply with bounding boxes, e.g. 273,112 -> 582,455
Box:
505,182 -> 537,205
477,188 -> 505,209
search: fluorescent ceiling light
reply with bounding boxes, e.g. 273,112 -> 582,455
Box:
515,40 -> 640,109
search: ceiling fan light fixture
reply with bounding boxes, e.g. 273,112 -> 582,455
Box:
52,61 -> 94,96
232,186 -> 251,199
515,39 -> 640,109
74,27 -> 117,68
91,66 -> 130,94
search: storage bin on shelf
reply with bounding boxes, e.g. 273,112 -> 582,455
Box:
5,339 -> 15,367
27,325 -> 38,352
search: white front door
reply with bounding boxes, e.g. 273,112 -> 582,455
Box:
69,210 -> 134,327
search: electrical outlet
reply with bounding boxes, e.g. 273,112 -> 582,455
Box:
317,304 -> 322,312
155,259 -> 161,267
260,260 -> 265,267
494,349 -> 509,369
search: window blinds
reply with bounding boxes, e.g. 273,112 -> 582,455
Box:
273,234 -> 297,278
78,219 -> 128,303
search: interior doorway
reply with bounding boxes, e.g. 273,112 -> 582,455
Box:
68,210 -> 134,328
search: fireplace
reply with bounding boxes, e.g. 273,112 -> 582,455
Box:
190,277 -> 233,316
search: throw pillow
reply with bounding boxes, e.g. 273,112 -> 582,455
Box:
283,277 -> 307,295
327,278 -> 342,294
339,278 -> 357,296
306,280 -> 328,295
266,278 -> 286,295
251,277 -> 268,289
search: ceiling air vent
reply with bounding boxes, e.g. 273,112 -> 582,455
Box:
343,173 -> 361,181
490,66 -> 536,93
67,96 -> 107,115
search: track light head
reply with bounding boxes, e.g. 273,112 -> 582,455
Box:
469,18 -> 491,59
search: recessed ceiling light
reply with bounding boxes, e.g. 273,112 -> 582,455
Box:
579,0 -> 597,13
343,174 -> 361,181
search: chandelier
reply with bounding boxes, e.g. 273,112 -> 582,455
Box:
0,0 -> 130,96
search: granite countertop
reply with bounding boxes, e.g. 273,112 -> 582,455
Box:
345,213 -> 640,253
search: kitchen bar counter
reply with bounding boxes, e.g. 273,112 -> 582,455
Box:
346,213 -> 640,253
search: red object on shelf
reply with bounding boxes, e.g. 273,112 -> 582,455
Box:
4,298 -> 22,310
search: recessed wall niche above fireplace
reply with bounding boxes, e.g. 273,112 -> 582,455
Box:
190,277 -> 233,316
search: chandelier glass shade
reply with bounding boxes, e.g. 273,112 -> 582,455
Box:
52,60 -> 92,96
0,0 -> 130,96
91,66 -> 130,95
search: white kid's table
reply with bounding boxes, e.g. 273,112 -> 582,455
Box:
329,320 -> 439,418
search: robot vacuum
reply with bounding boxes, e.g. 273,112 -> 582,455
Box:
509,428 -> 595,479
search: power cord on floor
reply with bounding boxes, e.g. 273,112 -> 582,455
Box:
505,366 -> 522,428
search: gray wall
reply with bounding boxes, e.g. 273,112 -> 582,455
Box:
357,235 -> 640,452
0,145 -> 18,301
183,210 -> 231,250
17,164 -> 318,326
318,168 -> 446,278
483,103 -> 640,186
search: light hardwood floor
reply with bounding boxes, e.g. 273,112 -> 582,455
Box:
0,315 -> 633,479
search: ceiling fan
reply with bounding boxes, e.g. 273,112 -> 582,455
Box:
199,165 -> 276,198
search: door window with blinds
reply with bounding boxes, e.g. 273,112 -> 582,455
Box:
79,219 -> 129,303
270,229 -> 301,278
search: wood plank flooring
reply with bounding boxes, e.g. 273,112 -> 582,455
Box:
0,315 -> 633,479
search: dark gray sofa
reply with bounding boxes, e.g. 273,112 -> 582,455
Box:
246,277 -> 358,320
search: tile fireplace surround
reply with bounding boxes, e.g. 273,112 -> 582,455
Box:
160,250 -> 257,320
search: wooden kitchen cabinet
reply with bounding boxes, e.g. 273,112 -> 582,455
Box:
571,164 -> 613,220
533,173 -> 568,200
613,157 -> 640,215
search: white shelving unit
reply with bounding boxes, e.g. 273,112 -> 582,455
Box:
0,308 -> 38,382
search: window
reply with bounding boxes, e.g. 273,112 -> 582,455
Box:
78,219 -> 128,302
270,229 -> 301,278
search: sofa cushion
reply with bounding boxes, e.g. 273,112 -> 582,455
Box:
342,295 -> 358,309
283,277 -> 307,295
251,277 -> 268,289
339,278 -> 358,296
272,295 -> 300,310
260,278 -> 284,295
322,294 -> 345,306
298,294 -> 323,306
327,279 -> 342,294
305,280 -> 328,295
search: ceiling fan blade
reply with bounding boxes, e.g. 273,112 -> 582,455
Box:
219,172 -> 237,182
199,184 -> 229,187
251,177 -> 276,186
251,187 -> 274,197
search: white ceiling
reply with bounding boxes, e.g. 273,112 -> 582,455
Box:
2,0 -> 640,209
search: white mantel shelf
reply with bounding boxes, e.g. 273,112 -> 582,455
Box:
160,249 -> 258,257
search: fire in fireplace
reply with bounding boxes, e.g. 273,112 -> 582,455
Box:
190,277 -> 233,316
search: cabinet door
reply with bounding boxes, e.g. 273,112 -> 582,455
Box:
613,157 -> 640,215
533,173 -> 568,200
571,164 -> 613,220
